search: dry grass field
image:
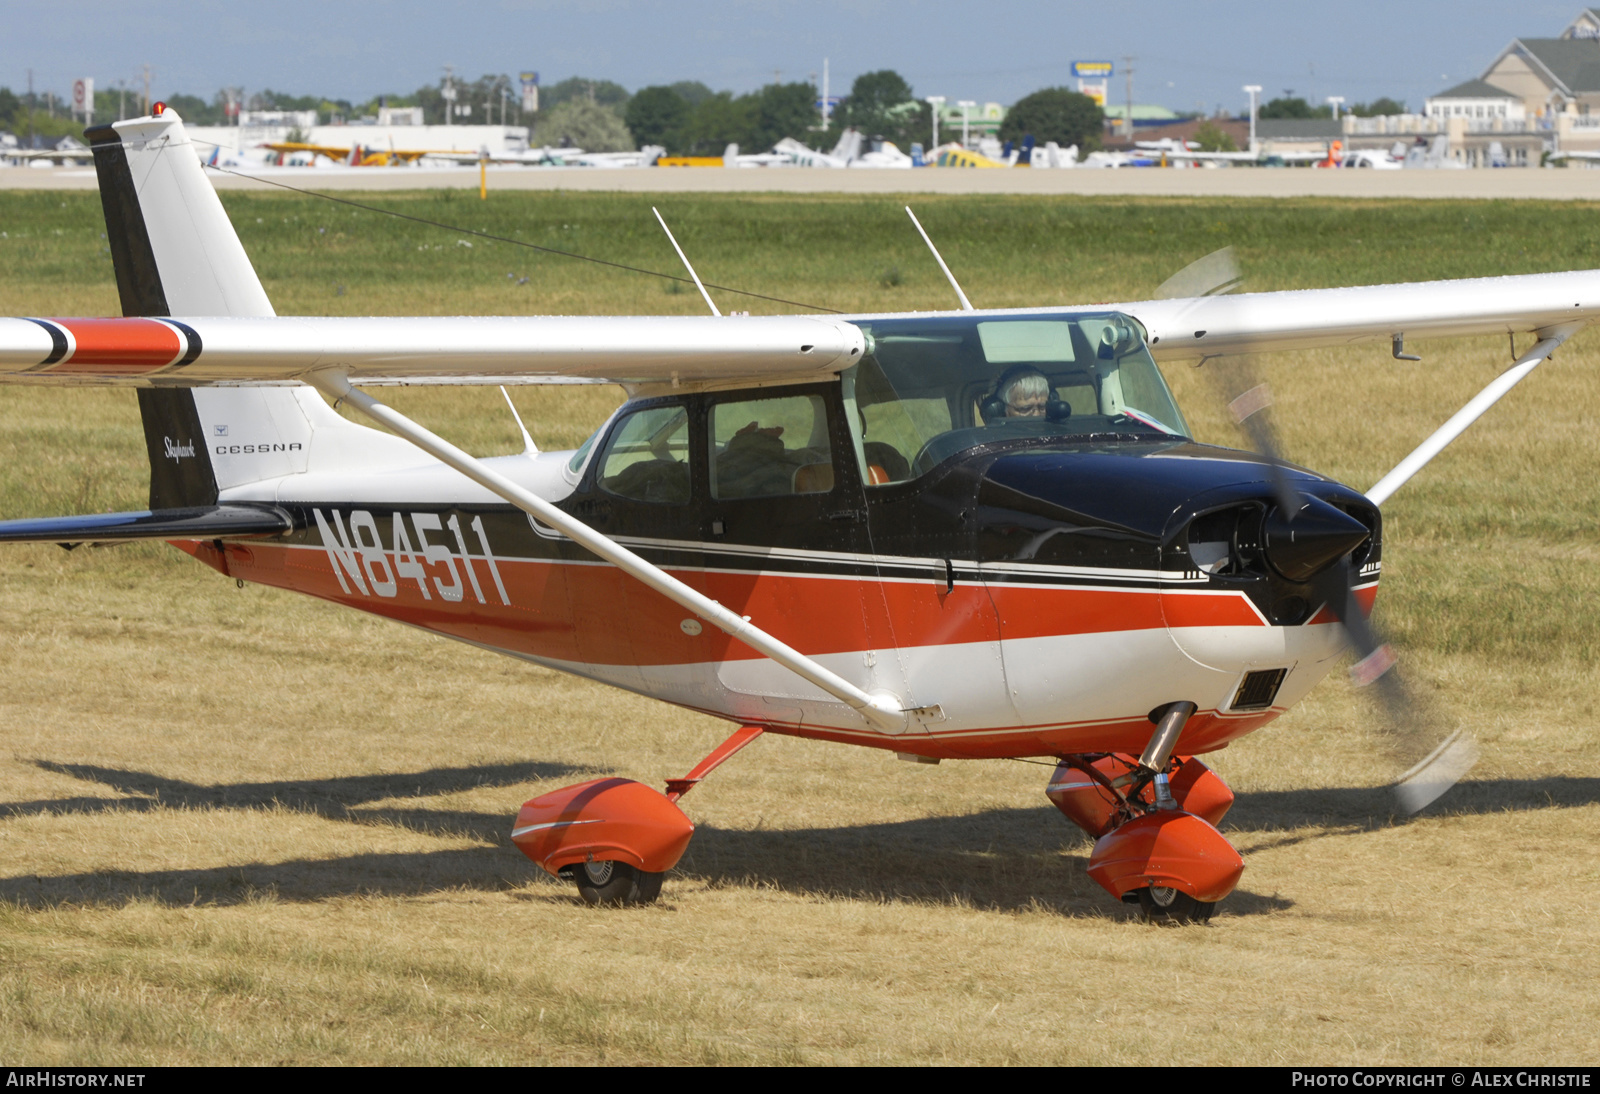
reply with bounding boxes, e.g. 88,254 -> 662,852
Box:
0,191 -> 1596,1064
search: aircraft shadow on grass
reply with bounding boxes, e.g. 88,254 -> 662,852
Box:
1,762 -> 1596,914
9,759 -> 595,842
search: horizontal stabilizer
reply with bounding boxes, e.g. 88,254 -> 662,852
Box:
0,504 -> 293,545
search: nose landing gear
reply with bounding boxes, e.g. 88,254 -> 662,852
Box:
1046,702 -> 1243,922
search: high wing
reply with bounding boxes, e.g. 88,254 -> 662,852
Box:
1109,271 -> 1600,361
260,141 -> 356,161
0,314 -> 865,386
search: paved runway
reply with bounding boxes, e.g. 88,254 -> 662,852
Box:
7,163 -> 1600,199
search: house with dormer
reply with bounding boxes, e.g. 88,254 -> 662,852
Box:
1430,9 -> 1600,121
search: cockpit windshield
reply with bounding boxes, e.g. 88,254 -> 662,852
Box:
844,312 -> 1189,484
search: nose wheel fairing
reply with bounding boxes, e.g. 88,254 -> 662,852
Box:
1049,753 -> 1243,915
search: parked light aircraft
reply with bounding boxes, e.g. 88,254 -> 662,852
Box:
260,140 -> 434,167
766,130 -> 869,169
0,106 -> 1580,919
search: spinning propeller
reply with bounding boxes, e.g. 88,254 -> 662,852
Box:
1157,249 -> 1477,814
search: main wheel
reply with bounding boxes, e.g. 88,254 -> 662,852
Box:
573,860 -> 664,906
1136,885 -> 1216,924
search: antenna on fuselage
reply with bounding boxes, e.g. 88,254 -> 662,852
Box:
652,207 -> 721,316
500,385 -> 537,455
904,205 -> 974,311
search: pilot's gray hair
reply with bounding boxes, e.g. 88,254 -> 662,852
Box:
1004,372 -> 1049,402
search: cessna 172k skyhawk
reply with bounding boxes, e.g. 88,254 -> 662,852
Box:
0,106 -> 1587,920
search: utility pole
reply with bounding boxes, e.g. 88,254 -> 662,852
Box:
442,64 -> 456,128
1243,85 -> 1262,153
1121,55 -> 1135,138
25,69 -> 33,144
142,64 -> 152,115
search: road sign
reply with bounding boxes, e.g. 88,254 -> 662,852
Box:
72,78 -> 95,120
1071,61 -> 1113,78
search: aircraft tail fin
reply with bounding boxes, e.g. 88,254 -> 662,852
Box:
87,108 -> 275,320
87,107 -> 406,508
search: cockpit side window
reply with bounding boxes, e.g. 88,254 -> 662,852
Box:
596,404 -> 692,504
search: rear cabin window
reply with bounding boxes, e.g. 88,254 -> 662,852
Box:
709,394 -> 834,499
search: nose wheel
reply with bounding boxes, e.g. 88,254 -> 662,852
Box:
570,860 -> 664,906
1137,885 -> 1215,924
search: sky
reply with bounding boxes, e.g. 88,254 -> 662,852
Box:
6,1 -> 1586,116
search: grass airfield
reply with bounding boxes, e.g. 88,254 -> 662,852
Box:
0,191 -> 1597,1064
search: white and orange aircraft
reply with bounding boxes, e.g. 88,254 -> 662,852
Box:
0,106 -> 1588,920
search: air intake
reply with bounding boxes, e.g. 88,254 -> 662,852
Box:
1232,668 -> 1288,711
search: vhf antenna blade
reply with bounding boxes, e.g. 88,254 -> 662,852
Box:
500,385 -> 537,455
653,207 -> 721,316
905,205 -> 974,311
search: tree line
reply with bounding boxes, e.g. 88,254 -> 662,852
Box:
1259,95 -> 1407,119
1,72 -> 1413,156
0,70 -> 1109,155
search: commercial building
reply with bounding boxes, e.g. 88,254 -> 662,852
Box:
1415,8 -> 1600,161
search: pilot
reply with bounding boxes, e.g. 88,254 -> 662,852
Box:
984,366 -> 1053,421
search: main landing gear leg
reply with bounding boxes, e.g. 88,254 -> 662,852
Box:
665,724 -> 765,803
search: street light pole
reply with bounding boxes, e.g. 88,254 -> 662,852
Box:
958,100 -> 974,149
1122,56 -> 1135,138
926,95 -> 945,150
1326,95 -> 1345,121
1243,84 -> 1262,153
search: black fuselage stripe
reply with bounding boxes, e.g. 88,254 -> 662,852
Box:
272,503 -> 1173,585
23,319 -> 67,366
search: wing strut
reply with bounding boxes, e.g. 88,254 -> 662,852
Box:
308,371 -> 908,734
1367,323 -> 1581,507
